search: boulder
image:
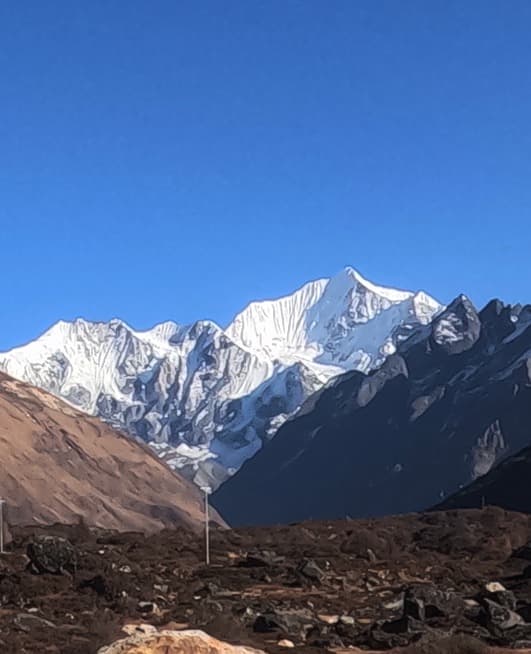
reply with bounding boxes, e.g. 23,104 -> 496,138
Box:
403,585 -> 463,621
481,585 -> 517,611
480,598 -> 524,631
253,608 -> 315,641
97,629 -> 265,654
297,559 -> 325,584
26,536 -> 77,575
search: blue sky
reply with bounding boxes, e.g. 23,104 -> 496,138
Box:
2,1 -> 531,351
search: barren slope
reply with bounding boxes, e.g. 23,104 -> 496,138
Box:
0,372 -> 224,532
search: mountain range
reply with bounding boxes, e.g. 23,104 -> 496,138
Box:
0,267 -> 440,490
213,295 -> 531,525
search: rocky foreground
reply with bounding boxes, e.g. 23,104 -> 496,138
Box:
3,508 -> 531,653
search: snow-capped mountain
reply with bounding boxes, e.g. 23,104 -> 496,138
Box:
0,268 -> 441,488
227,268 -> 440,374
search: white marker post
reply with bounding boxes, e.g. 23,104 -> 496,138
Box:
200,486 -> 211,565
0,499 -> 5,554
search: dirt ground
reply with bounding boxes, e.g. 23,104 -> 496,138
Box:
2,507 -> 531,653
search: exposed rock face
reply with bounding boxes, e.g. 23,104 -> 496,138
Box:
0,372 -> 224,532
0,268 -> 440,489
213,296 -> 531,526
97,629 -> 265,654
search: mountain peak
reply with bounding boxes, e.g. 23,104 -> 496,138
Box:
0,268 -> 442,490
332,266 -> 414,303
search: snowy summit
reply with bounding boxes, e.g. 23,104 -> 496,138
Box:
0,268 -> 442,488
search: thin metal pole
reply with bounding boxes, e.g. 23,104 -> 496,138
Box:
200,486 -> 211,565
205,489 -> 210,566
0,499 -> 5,554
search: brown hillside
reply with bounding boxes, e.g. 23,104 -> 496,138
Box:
0,372 -> 224,533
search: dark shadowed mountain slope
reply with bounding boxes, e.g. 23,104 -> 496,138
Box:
0,372 -> 224,532
435,442 -> 531,513
213,296 -> 531,526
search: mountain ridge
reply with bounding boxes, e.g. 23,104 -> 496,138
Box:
0,268 -> 442,489
213,294 -> 531,525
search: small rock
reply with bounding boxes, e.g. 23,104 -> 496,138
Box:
119,565 -> 132,574
383,598 -> 404,611
339,615 -> 355,626
485,582 -> 506,593
297,559 -> 325,584
278,639 -> 295,648
317,614 -> 339,625
137,601 -> 160,616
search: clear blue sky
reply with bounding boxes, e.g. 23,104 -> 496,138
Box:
2,1 -> 531,351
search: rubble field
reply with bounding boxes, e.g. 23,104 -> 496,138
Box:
2,507 -> 531,653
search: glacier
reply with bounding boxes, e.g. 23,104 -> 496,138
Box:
0,267 -> 441,488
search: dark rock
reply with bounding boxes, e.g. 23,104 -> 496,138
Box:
482,589 -> 517,611
238,550 -> 285,568
253,608 -> 315,640
26,536 -> 77,575
297,559 -> 325,584
78,574 -> 108,596
335,617 -> 357,640
512,541 -> 531,562
403,584 -> 463,621
369,615 -> 426,649
137,600 -> 159,614
307,629 -> 344,648
480,598 -> 524,631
